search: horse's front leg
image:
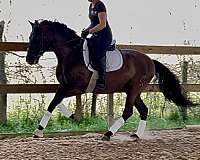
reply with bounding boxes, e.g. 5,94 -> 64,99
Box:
33,85 -> 74,138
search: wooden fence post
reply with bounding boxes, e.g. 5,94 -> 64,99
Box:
0,21 -> 7,124
107,94 -> 114,128
74,95 -> 83,121
181,61 -> 188,122
91,94 -> 97,117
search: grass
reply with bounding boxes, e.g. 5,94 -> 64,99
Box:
0,115 -> 199,135
2,91 -> 199,135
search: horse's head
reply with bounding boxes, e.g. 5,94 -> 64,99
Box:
26,20 -> 52,65
27,20 -> 81,65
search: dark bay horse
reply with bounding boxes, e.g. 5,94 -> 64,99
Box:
26,20 -> 195,140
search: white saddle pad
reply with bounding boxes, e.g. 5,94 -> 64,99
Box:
83,40 -> 123,72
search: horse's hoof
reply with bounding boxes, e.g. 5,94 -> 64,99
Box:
101,135 -> 110,141
130,133 -> 140,139
32,129 -> 43,138
33,134 -> 40,138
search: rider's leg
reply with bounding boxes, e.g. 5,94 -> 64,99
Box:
96,56 -> 106,89
94,35 -> 111,89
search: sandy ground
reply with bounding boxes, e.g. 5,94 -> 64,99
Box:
0,128 -> 200,160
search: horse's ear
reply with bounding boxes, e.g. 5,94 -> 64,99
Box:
28,20 -> 34,27
35,20 -> 39,25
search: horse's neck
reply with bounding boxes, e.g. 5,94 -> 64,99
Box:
53,43 -> 84,66
53,47 -> 70,62
51,31 -> 84,65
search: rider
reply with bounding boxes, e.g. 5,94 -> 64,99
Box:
81,0 -> 113,89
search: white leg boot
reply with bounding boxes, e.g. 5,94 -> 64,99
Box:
33,111 -> 52,138
133,120 -> 147,138
57,103 -> 73,118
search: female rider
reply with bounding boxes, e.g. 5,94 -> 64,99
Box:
81,0 -> 113,89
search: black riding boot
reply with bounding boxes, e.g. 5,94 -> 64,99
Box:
96,74 -> 106,89
96,56 -> 106,89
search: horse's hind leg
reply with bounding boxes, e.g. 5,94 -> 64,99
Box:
102,88 -> 139,141
33,86 -> 74,138
130,95 -> 148,139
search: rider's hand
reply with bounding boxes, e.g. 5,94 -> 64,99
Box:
81,29 -> 89,39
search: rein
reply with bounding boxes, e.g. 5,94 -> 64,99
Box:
51,25 -> 82,49
53,37 -> 82,48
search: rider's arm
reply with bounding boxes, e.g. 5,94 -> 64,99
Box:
89,12 -> 107,34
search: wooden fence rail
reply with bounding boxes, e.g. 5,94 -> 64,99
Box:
0,84 -> 199,94
1,42 -> 200,54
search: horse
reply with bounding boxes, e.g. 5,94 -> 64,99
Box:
26,20 -> 195,141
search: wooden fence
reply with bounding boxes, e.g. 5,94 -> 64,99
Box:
1,42 -> 200,126
0,42 -> 200,93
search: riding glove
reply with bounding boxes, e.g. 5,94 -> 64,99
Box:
81,29 -> 89,38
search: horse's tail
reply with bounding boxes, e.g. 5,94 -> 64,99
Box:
153,60 -> 195,108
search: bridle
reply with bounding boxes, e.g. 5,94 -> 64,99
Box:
28,24 -> 82,60
27,31 -> 49,59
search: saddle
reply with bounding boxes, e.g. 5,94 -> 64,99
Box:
83,39 -> 123,72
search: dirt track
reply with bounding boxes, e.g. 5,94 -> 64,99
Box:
0,128 -> 200,160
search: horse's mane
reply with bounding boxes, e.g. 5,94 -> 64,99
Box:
40,20 -> 79,40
